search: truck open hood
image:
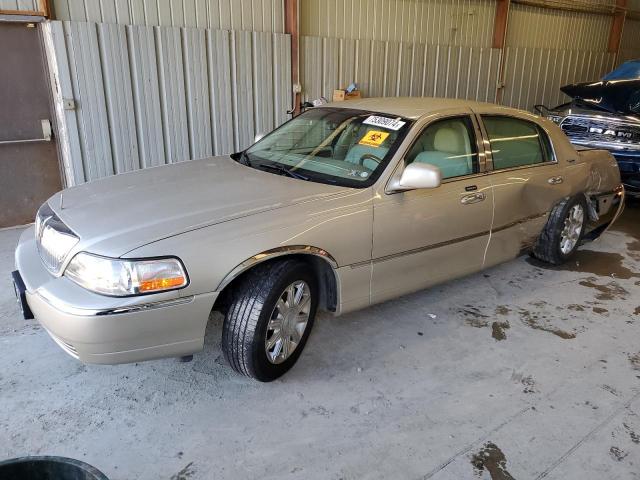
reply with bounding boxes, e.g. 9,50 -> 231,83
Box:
560,61 -> 640,116
48,156 -> 348,256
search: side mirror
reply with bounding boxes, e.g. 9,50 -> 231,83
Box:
389,163 -> 442,191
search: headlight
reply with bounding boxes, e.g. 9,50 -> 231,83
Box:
64,253 -> 188,296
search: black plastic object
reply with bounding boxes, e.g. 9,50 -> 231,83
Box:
11,270 -> 34,320
0,456 -> 109,480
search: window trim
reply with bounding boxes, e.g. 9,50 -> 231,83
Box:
478,113 -> 559,174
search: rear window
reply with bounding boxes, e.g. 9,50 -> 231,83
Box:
482,116 -> 554,170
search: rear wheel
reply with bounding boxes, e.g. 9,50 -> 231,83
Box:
533,195 -> 587,265
221,259 -> 318,381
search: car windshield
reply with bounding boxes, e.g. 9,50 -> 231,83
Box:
239,107 -> 412,188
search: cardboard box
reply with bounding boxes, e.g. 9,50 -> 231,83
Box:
332,89 -> 362,102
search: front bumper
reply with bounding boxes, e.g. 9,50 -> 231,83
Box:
613,153 -> 640,197
14,226 -> 218,364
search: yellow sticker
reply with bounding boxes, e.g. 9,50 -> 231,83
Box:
358,130 -> 390,147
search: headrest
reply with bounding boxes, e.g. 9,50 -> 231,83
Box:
434,127 -> 465,154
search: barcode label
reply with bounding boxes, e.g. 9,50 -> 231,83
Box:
363,115 -> 406,131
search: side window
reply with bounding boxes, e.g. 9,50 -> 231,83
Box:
482,116 -> 553,170
405,117 -> 478,180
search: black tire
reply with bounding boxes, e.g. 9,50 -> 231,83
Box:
533,195 -> 587,265
221,259 -> 318,382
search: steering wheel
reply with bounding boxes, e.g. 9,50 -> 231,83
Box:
358,153 -> 383,167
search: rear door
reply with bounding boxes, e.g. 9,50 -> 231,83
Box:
477,113 -> 568,267
0,21 -> 61,227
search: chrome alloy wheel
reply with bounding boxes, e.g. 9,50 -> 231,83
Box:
559,204 -> 584,254
265,280 -> 311,364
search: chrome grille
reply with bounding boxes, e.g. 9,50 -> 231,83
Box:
560,116 -> 640,150
35,203 -> 79,274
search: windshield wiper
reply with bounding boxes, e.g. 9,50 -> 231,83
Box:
259,163 -> 309,181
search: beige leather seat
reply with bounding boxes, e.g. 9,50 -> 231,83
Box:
414,123 -> 473,178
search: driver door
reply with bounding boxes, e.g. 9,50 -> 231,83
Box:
371,114 -> 494,304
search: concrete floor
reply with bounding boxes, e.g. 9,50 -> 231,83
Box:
1,206 -> 640,480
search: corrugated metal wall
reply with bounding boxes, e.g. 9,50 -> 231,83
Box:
299,0 -> 621,112
51,0 -> 284,31
0,0 -> 38,11
501,47 -> 615,110
44,20 -> 291,185
506,4 -> 612,51
300,36 -> 500,103
620,18 -> 640,64
300,0 -> 496,47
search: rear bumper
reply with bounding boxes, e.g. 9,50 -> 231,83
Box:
15,227 -> 218,364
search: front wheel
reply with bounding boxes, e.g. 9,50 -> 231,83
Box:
533,195 -> 587,265
221,259 -> 318,381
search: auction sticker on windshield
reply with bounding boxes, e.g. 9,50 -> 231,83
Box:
359,130 -> 390,147
363,115 -> 406,131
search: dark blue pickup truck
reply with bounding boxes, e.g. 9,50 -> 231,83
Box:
542,60 -> 640,197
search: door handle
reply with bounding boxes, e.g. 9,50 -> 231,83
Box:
460,192 -> 486,205
548,176 -> 563,185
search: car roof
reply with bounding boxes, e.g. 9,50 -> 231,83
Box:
324,96 -> 529,120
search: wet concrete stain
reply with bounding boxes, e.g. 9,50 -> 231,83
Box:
592,306 -> 609,315
527,250 -> 639,280
518,308 -> 576,339
628,239 -> 640,261
610,446 -> 628,461
578,278 -> 629,301
470,442 -> 516,480
492,321 -> 510,341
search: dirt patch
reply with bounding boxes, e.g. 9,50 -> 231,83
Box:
592,307 -> 608,315
610,446 -> 628,461
492,321 -> 510,341
628,353 -> 640,370
527,250 -> 639,280
624,423 -> 640,444
495,305 -> 511,316
470,442 -> 515,480
511,372 -> 537,394
579,278 -> 629,301
170,462 -> 196,480
460,306 -> 490,328
634,307 -> 640,316
518,308 -> 576,339
567,304 -> 585,312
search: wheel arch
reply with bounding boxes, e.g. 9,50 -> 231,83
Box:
214,246 -> 340,313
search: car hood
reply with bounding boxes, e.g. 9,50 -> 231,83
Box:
49,156 -> 349,256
